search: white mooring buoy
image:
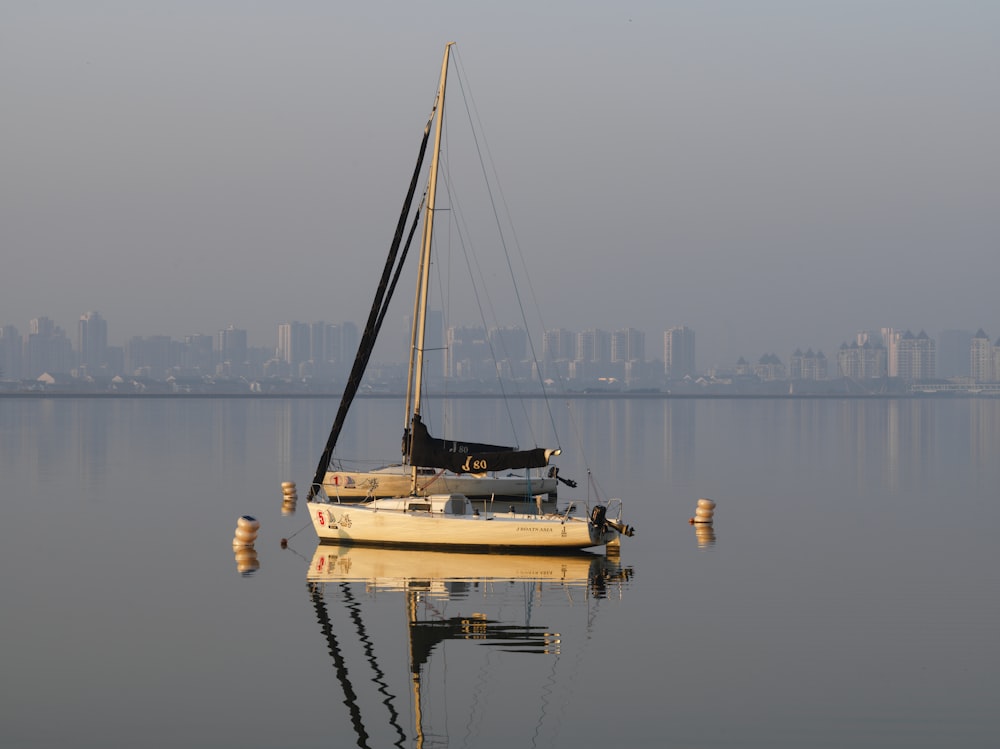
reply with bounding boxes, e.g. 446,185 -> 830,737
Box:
690,497 -> 716,524
233,515 -> 260,548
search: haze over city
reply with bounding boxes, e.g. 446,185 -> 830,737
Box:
4,2 -> 999,369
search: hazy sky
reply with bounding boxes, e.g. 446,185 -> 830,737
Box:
4,1 -> 999,368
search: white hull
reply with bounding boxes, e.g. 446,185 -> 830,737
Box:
324,466 -> 558,501
307,494 -> 618,550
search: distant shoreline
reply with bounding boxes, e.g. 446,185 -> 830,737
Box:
0,391 -> 993,400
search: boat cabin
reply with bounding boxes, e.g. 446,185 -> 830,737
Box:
371,494 -> 473,515
406,494 -> 470,515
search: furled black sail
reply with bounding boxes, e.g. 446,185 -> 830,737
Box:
406,414 -> 553,474
307,118 -> 433,500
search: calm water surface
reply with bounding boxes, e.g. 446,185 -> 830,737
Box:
1,396 -> 998,748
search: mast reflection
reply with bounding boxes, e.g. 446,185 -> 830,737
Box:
306,545 -> 632,748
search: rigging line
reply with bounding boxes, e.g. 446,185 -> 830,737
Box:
562,397 -> 596,479
278,537 -> 312,564
282,518 -> 314,543
531,638 -> 564,749
463,636 -> 497,745
432,97 -> 524,447
586,462 -> 610,503
428,187 -> 449,436
442,167 -> 524,443
451,48 -> 561,448
445,57 -> 541,448
446,58 -> 528,434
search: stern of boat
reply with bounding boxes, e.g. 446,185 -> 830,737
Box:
586,498 -> 635,547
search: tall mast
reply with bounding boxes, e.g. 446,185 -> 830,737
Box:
409,42 -> 453,491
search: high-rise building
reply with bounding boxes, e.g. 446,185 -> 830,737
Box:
124,335 -> 178,378
424,310 -> 444,382
0,324 -> 22,380
29,317 -> 54,337
881,327 -> 901,378
446,326 -> 488,379
488,326 -> 528,379
576,329 -> 611,365
278,322 -> 311,372
790,348 -> 828,380
994,338 -> 1000,385
753,353 -> 785,381
182,334 -> 215,374
309,323 -> 329,366
664,326 -> 696,379
939,329 -> 973,378
340,322 -> 359,364
895,330 -> 935,381
837,340 -> 886,379
24,317 -> 73,377
77,311 -> 108,373
217,326 -> 248,367
970,329 -> 993,383
543,329 -> 575,362
323,324 -> 343,367
612,328 -> 645,363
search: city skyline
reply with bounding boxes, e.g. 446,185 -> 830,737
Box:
4,4 -> 999,371
4,308 -> 999,385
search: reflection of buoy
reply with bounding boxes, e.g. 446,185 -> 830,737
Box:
234,547 -> 260,575
281,481 -> 298,516
233,515 -> 260,548
690,498 -> 716,524
694,523 -> 716,548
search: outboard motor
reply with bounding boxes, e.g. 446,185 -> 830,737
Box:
606,518 -> 635,537
590,504 -> 608,530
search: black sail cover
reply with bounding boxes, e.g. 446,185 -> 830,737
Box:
406,414 -> 552,474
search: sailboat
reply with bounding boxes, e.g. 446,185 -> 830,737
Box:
305,43 -> 634,550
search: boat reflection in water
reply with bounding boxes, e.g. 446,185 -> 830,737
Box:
306,544 -> 632,747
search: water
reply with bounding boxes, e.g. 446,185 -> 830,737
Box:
2,395 -> 998,748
